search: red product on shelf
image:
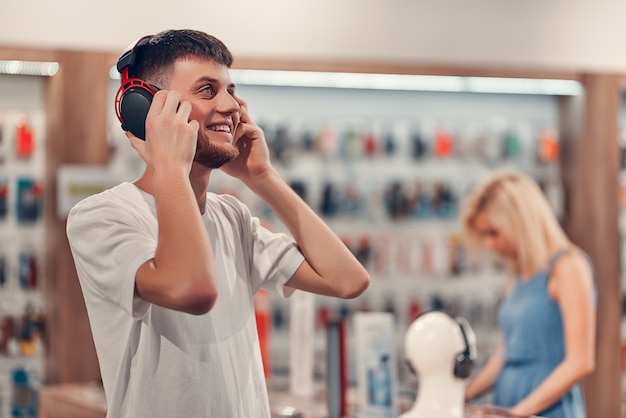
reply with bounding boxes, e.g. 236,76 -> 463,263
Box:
434,128 -> 453,158
539,128 -> 559,162
253,290 -> 271,379
15,120 -> 34,159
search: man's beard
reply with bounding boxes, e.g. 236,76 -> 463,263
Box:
194,139 -> 240,169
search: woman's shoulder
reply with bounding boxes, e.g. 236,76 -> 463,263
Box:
550,247 -> 594,287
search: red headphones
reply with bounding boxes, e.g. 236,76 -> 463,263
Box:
114,35 -> 157,140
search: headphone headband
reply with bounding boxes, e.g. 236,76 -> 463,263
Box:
117,35 -> 153,74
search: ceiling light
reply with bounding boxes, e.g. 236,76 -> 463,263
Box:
0,60 -> 59,76
109,66 -> 583,96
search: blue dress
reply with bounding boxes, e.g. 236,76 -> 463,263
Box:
494,250 -> 587,418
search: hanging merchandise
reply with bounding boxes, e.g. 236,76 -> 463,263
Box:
18,250 -> 38,290
363,131 -> 378,157
16,178 -> 43,224
340,184 -> 362,217
0,252 -> 5,287
320,181 -> 341,217
288,180 -> 308,203
299,127 -> 316,153
434,128 -> 453,158
318,123 -> 339,159
420,238 -> 435,276
15,119 -> 34,160
10,367 -> 38,418
538,127 -> 559,163
411,182 -> 433,219
355,235 -> 373,268
272,125 -> 294,164
410,130 -> 427,160
407,299 -> 422,324
385,181 -> 410,220
0,316 -> 14,354
433,182 -> 457,219
373,234 -> 392,275
475,128 -> 502,166
382,130 -> 396,156
502,130 -> 522,160
341,127 -> 360,159
448,233 -> 466,276
0,177 -> 8,219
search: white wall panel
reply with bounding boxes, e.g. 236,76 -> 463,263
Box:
0,0 -> 625,72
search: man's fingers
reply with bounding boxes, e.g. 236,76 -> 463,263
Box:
234,94 -> 247,109
176,100 -> 193,122
148,90 -> 168,117
126,131 -> 145,152
188,119 -> 200,132
161,90 -> 182,116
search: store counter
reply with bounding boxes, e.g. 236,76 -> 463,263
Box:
39,382 -> 106,418
37,383 -> 541,418
37,384 -> 326,418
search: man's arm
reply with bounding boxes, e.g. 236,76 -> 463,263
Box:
222,96 -> 369,298
130,90 -> 218,314
251,169 -> 369,298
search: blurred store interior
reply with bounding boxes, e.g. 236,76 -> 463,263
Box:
1,1 -> 626,417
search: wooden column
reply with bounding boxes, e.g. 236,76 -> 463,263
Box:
559,73 -> 622,418
44,50 -> 114,383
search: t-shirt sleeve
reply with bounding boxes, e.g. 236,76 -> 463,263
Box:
66,194 -> 154,319
252,222 -> 304,298
220,195 -> 304,298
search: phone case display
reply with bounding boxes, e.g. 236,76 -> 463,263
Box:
0,108 -> 46,418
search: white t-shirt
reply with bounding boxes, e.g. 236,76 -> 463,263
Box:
66,182 -> 304,418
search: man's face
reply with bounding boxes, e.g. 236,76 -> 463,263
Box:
166,57 -> 240,169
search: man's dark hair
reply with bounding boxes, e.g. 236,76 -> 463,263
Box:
133,29 -> 233,87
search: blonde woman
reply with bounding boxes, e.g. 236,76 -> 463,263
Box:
462,170 -> 595,418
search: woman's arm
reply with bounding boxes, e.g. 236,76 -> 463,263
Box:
466,340 -> 505,402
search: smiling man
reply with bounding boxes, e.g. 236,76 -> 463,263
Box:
66,29 -> 369,418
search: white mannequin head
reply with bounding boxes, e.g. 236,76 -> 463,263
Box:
400,310 -> 477,418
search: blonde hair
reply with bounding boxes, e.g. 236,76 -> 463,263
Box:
462,170 -> 569,275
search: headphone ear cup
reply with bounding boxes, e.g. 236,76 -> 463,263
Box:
119,86 -> 154,140
453,352 -> 472,379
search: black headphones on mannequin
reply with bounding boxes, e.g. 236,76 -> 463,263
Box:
449,312 -> 475,379
114,35 -> 157,140
406,309 -> 475,379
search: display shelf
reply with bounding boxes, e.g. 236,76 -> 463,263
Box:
0,76 -> 48,418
